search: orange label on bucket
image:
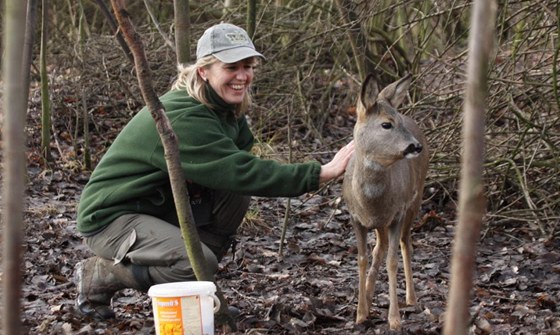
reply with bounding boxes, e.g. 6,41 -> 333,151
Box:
154,296 -> 203,335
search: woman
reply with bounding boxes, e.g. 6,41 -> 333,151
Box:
74,23 -> 354,319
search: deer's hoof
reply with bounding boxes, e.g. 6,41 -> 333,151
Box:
388,317 -> 402,331
406,292 -> 417,306
355,312 -> 369,325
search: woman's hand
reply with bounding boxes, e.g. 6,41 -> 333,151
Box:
319,140 -> 355,183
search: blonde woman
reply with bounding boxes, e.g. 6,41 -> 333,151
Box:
74,23 -> 354,319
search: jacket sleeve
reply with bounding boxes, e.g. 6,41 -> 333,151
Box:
151,108 -> 320,197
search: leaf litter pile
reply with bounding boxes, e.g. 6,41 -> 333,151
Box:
19,104 -> 560,335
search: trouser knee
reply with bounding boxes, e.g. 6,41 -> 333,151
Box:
147,245 -> 219,284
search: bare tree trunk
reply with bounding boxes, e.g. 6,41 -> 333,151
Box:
553,3 -> 560,110
78,0 -> 91,169
109,0 -> 236,329
247,0 -> 256,39
443,1 -> 497,334
23,0 -> 38,93
2,1 -> 29,334
174,0 -> 191,64
278,107 -> 292,257
40,0 -> 52,162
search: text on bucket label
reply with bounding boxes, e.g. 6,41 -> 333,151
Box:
154,296 -> 202,335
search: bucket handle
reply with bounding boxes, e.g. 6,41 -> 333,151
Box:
211,293 -> 221,313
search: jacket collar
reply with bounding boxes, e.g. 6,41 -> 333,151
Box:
205,82 -> 236,113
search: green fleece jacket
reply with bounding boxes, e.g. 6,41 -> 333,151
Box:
77,88 -> 321,234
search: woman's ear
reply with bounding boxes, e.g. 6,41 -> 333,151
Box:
197,67 -> 207,82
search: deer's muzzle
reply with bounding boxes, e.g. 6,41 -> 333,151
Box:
404,143 -> 423,157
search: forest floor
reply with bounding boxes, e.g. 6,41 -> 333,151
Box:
17,101 -> 560,335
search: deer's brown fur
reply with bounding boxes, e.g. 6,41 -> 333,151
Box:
343,74 -> 429,330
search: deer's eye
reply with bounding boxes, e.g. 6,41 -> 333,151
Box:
381,122 -> 393,129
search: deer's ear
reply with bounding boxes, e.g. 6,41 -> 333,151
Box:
379,74 -> 412,108
358,74 -> 380,113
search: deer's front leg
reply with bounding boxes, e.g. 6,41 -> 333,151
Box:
365,228 -> 388,308
353,222 -> 369,324
400,223 -> 417,306
387,224 -> 403,330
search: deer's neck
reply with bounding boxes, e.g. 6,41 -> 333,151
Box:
352,153 -> 390,199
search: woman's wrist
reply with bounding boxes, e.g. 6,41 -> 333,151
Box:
319,165 -> 333,184
319,163 -> 342,184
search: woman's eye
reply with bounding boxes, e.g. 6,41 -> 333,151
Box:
381,122 -> 392,129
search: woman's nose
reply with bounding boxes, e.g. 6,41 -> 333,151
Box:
236,71 -> 247,80
236,68 -> 251,80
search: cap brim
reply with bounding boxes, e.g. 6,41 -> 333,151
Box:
213,47 -> 265,63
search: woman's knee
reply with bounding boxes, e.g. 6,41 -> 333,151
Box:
147,244 -> 219,283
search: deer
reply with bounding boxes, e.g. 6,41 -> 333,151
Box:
343,73 -> 429,330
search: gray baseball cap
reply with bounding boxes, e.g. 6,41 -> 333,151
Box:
196,23 -> 265,63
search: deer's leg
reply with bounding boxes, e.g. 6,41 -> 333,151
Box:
365,228 -> 387,308
400,215 -> 417,306
387,223 -> 403,330
353,221 -> 369,324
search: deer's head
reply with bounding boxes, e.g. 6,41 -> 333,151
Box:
354,74 -> 423,168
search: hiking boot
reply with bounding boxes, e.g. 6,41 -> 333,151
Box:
227,305 -> 241,319
74,256 -> 152,319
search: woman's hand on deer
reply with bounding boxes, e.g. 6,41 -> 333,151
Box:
319,140 -> 355,183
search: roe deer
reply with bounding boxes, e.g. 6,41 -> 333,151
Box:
343,74 -> 429,330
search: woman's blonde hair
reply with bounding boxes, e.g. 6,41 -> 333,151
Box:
172,55 -> 258,117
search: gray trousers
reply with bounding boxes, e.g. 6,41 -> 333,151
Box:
84,190 -> 250,284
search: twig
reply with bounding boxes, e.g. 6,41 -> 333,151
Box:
142,0 -> 175,51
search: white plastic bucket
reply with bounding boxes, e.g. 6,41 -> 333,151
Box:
148,281 -> 221,335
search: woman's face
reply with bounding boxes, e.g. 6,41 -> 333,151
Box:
198,58 -> 255,105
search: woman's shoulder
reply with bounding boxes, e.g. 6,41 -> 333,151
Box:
161,90 -> 208,114
160,89 -> 197,105
158,89 -> 221,125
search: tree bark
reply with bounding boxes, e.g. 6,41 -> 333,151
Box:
174,0 -> 191,64
2,0 -> 29,334
247,0 -> 256,39
443,1 -> 497,334
40,0 -> 52,162
78,0 -> 91,169
23,0 -> 38,94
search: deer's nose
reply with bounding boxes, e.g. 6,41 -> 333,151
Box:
404,143 -> 423,156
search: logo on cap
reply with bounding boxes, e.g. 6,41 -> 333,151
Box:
225,33 -> 249,44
